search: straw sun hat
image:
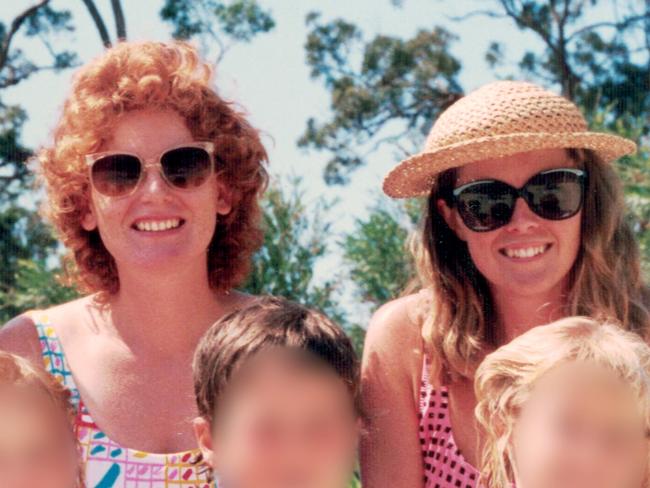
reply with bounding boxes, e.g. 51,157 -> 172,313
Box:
382,80 -> 637,198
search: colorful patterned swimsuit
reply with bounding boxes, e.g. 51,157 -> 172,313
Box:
418,357 -> 480,488
32,313 -> 213,488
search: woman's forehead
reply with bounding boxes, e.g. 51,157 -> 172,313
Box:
102,108 -> 193,156
455,148 -> 575,186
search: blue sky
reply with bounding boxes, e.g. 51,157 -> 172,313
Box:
0,0 -> 565,323
2,0 -> 537,191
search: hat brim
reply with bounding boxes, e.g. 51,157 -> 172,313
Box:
382,131 -> 637,198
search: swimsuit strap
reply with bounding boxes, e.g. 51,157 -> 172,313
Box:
31,313 -> 81,411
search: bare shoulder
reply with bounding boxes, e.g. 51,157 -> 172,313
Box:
365,291 -> 430,355
0,296 -> 90,364
0,313 -> 41,364
363,292 -> 432,392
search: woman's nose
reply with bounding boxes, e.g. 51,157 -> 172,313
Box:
504,197 -> 541,233
137,165 -> 173,200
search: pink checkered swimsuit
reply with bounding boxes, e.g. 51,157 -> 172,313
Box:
418,356 -> 480,488
31,312 -> 213,488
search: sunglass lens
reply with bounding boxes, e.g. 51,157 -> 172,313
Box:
91,154 -> 141,197
525,171 -> 584,220
161,147 -> 212,189
456,181 -> 516,232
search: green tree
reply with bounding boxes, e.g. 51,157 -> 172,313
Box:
304,0 -> 650,303
160,0 -> 275,62
589,108 -> 650,278
243,176 -> 345,324
0,1 -> 78,201
300,11 -> 462,185
339,198 -> 421,353
0,206 -> 77,322
342,199 -> 419,307
0,1 -> 82,321
466,0 -> 650,122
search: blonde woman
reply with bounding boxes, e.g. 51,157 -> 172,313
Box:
360,81 -> 650,488
475,316 -> 650,488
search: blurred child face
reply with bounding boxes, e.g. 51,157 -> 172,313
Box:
195,349 -> 361,488
510,361 -> 649,488
0,385 -> 79,488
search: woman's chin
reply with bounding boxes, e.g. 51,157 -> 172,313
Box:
489,271 -> 568,300
115,248 -> 205,274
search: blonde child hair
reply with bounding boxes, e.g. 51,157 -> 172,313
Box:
0,351 -> 83,487
474,317 -> 650,488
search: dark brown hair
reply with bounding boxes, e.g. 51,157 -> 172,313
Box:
193,296 -> 362,423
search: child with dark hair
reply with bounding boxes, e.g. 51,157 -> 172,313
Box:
192,296 -> 363,488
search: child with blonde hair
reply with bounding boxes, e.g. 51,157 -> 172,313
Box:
0,351 -> 82,488
475,317 -> 650,488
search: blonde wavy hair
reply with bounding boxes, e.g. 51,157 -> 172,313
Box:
410,149 -> 650,380
0,351 -> 83,486
36,40 -> 268,298
474,316 -> 650,488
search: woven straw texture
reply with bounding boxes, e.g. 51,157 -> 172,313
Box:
383,80 -> 637,198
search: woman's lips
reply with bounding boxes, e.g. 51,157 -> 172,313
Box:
131,217 -> 185,232
498,243 -> 552,259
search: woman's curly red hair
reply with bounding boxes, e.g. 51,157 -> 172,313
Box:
37,40 -> 269,297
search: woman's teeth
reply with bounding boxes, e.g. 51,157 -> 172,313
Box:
503,245 -> 548,259
134,219 -> 181,232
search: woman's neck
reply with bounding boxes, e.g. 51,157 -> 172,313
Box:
491,284 -> 568,345
95,256 -> 237,357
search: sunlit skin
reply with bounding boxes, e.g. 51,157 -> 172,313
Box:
194,349 -> 361,488
360,148 -> 586,488
0,108 -> 255,454
0,385 -> 79,488
439,148 -> 582,304
511,361 -> 649,488
81,108 -> 233,272
438,148 -> 582,342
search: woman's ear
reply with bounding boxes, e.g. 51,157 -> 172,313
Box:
193,417 -> 217,471
81,205 -> 98,231
215,179 -> 233,216
436,198 -> 468,241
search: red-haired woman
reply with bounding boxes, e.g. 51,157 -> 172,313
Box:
360,81 -> 650,488
0,40 -> 268,487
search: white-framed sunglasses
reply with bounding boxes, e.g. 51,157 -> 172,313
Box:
85,141 -> 215,198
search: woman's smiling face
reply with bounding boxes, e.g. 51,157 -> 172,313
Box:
81,108 -> 232,274
439,147 -> 582,299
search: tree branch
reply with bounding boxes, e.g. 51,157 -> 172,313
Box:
448,9 -> 508,22
110,0 -> 126,40
566,14 -> 650,42
80,0 -> 112,47
0,0 -> 50,71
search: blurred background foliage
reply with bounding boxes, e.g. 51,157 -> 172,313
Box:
0,0 -> 648,349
